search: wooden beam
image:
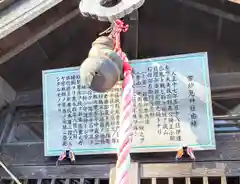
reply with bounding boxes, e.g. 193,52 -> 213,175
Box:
0,8 -> 79,65
0,164 -> 113,179
1,142 -> 117,166
0,104 -> 16,145
217,0 -> 225,41
210,73 -> 240,91
175,0 -> 240,23
15,90 -> 42,107
23,124 -> 42,140
133,133 -> 240,163
212,90 -> 240,100
217,17 -> 223,41
212,101 -> 230,113
0,0 -> 63,39
214,114 -> 240,120
140,161 -> 240,178
123,10 -> 139,59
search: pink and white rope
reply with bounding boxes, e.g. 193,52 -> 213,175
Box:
109,20 -> 133,184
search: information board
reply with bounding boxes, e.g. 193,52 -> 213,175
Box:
43,52 -> 215,156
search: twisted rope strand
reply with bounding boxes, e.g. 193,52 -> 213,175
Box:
109,20 -> 133,184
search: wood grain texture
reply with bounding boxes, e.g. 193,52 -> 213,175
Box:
80,178 -> 84,184
0,0 -> 63,39
0,9 -> 79,65
109,167 -> 116,184
94,178 -> 99,184
221,176 -> 227,184
130,162 -> 139,184
185,177 -> 191,184
203,176 -> 209,184
175,0 -> 240,23
123,10 -> 139,59
0,104 -> 16,145
140,162 -> 240,178
0,0 -> 19,11
0,0 -> 79,64
50,179 -> 56,184
151,178 -> 157,184
210,73 -> 240,91
37,179 -> 42,184
0,164 -> 113,179
133,133 -> 240,163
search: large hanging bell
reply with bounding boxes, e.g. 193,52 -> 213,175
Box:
79,0 -> 145,22
80,36 -> 123,93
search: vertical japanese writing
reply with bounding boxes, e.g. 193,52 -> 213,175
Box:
133,63 -> 182,142
56,75 -> 74,147
171,71 -> 181,141
188,75 -> 197,127
133,72 -> 149,143
56,73 -> 121,148
157,65 -> 181,141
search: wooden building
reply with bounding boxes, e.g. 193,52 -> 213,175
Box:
0,0 -> 240,183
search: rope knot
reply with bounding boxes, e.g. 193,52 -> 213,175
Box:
110,20 -> 129,45
114,19 -> 129,33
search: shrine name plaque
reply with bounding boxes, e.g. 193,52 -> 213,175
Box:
43,52 -> 215,156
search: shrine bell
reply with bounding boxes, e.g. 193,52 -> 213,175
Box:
79,0 -> 145,92
80,36 -> 123,92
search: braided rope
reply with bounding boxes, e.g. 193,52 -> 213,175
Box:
109,20 -> 133,184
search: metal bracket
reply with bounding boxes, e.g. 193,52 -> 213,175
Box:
175,146 -> 196,161
56,150 -> 76,166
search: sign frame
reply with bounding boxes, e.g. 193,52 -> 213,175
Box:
43,52 -> 215,156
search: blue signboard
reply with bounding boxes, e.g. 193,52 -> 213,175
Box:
42,52 -> 215,156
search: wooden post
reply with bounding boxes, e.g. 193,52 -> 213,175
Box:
185,177 -> 191,184
109,162 -> 139,184
123,10 -> 139,59
109,166 -> 116,184
203,176 -> 209,184
168,178 -> 174,184
130,162 -> 139,184
221,176 -> 227,184
151,178 -> 157,184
